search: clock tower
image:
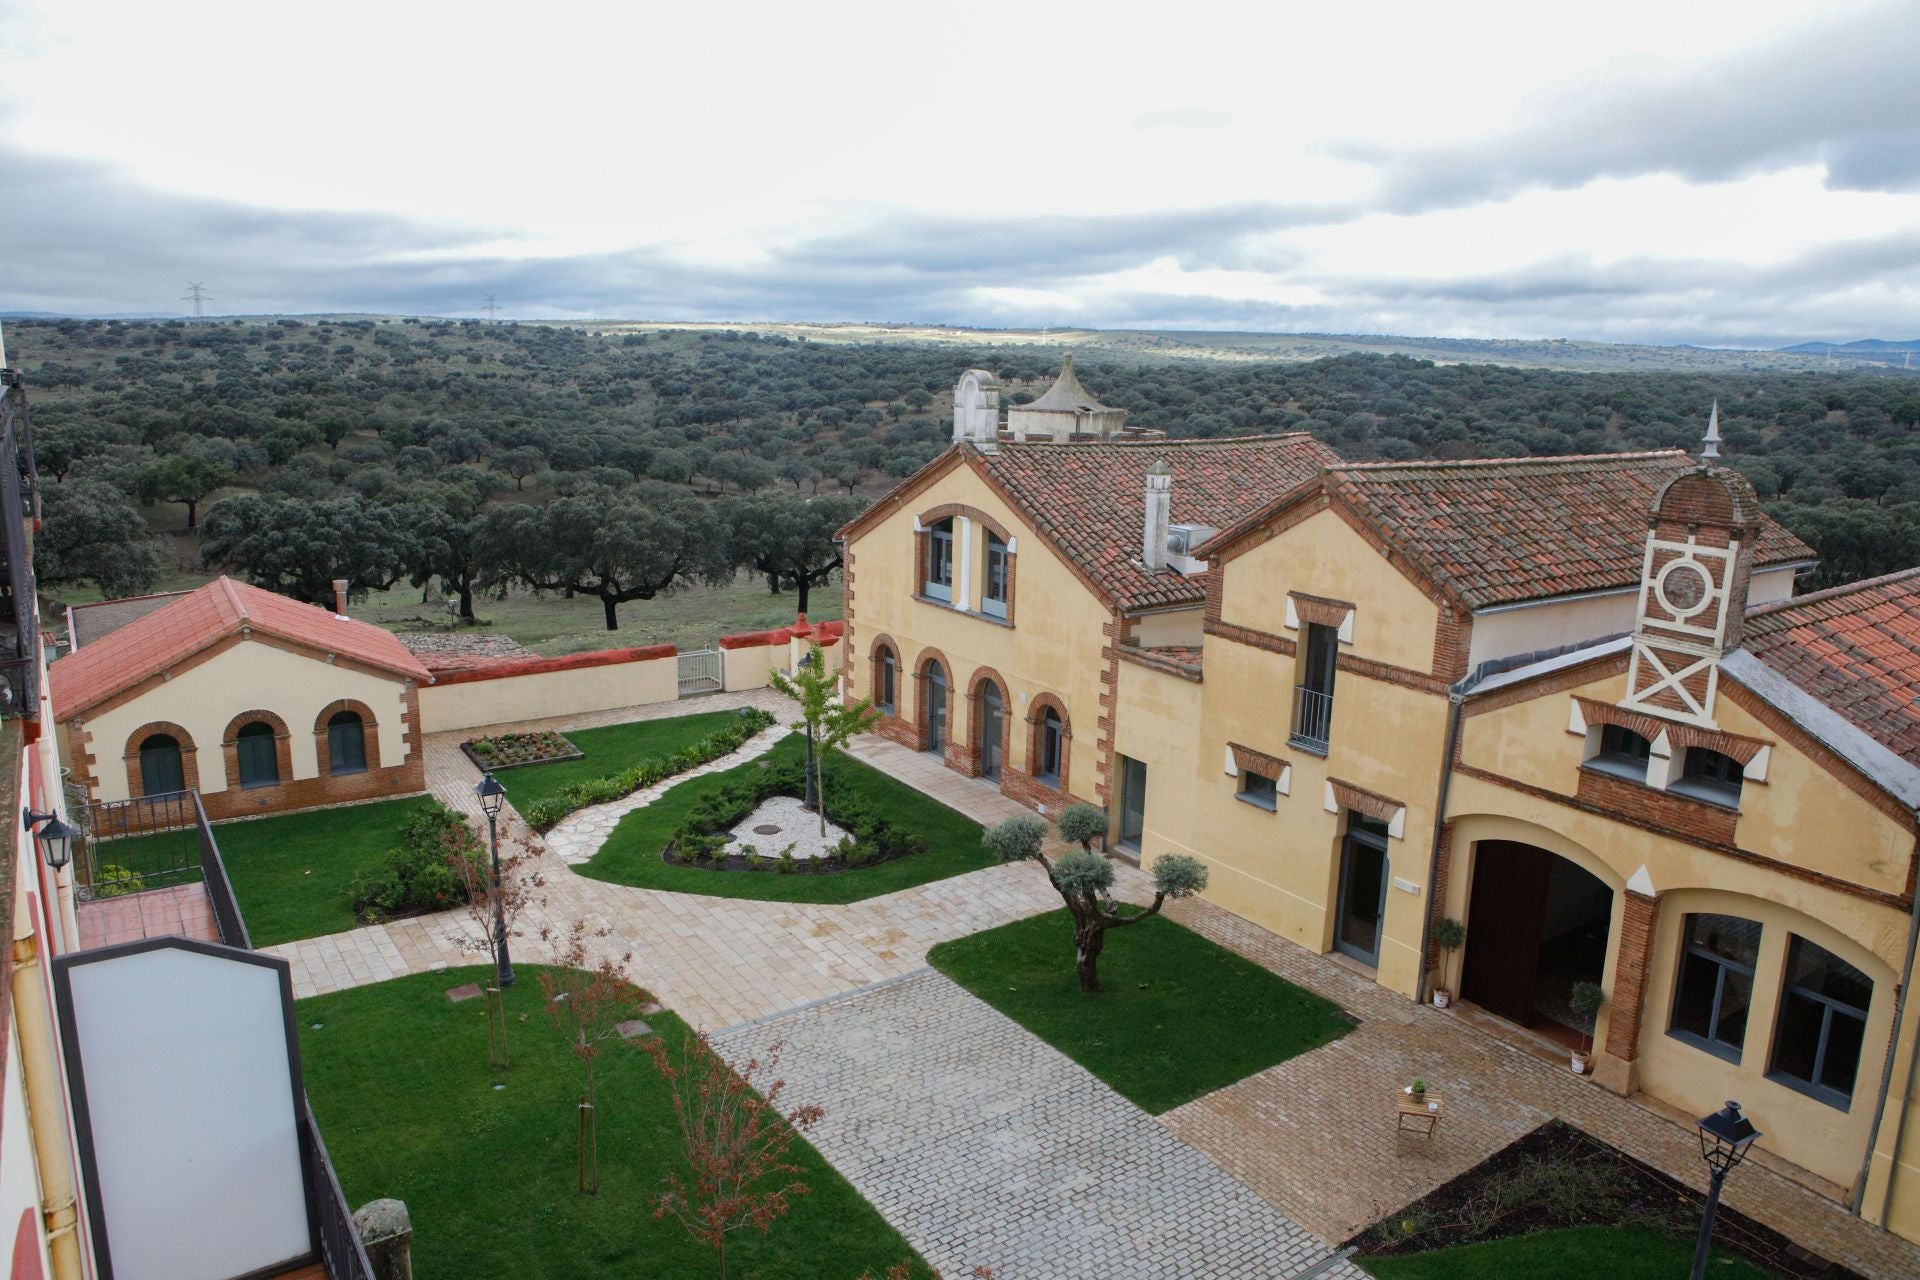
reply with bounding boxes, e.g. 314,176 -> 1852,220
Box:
1621,405 -> 1763,728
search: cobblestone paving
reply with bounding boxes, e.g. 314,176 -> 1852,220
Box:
715,971 -> 1368,1280
1159,898 -> 1920,1280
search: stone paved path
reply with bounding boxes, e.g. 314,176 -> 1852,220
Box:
263,690 -> 1145,1031
715,971 -> 1368,1280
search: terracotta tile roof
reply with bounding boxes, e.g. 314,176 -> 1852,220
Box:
1118,644 -> 1206,680
1315,452 -> 1814,610
1741,566 -> 1920,767
976,434 -> 1342,611
50,576 -> 431,721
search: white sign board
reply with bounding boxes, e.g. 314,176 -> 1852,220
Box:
57,941 -> 313,1280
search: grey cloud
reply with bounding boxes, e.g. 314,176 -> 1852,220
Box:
1351,5 -> 1920,210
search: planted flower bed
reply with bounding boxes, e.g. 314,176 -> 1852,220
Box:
461,730 -> 582,772
661,751 -> 929,876
518,707 -> 777,832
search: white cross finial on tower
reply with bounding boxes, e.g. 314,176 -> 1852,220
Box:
1701,400 -> 1722,466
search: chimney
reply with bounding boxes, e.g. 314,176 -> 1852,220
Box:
952,369 -> 1002,449
1142,459 -> 1173,574
333,578 -> 349,619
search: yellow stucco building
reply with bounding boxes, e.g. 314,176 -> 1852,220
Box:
841,367 -> 1920,1243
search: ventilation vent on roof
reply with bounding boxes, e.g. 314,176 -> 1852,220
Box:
1166,524 -> 1217,575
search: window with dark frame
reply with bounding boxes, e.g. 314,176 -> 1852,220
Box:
1238,769 -> 1278,810
1669,912 -> 1760,1061
327,710 -> 368,774
1677,746 -> 1745,805
925,519 -> 955,601
1599,724 -> 1651,764
1290,622 -> 1338,751
982,533 -> 1010,619
878,649 -> 897,714
1037,708 -> 1063,785
1770,936 -> 1872,1108
138,733 -> 185,795
235,721 -> 280,788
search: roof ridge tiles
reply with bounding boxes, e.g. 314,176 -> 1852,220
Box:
1330,449 -> 1689,474
1744,565 -> 1920,625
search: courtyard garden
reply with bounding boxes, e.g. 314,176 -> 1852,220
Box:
298,966 -> 930,1280
499,707 -> 753,815
577,734 -> 995,903
929,909 -> 1352,1113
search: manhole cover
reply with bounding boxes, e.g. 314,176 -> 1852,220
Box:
753,824 -> 782,835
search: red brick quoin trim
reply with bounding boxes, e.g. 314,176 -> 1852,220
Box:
313,698 -> 383,776
959,666 -> 1013,778
1605,890 -> 1663,1064
121,720 -> 203,797
221,709 -> 295,793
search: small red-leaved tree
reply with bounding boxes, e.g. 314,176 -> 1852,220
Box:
644,1031 -> 824,1280
985,802 -> 1208,993
539,920 -> 649,1195
447,828 -> 546,1066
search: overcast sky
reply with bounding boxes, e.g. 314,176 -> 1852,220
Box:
2,0 -> 1916,346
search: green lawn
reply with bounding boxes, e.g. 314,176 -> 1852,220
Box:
1361,1225 -> 1773,1279
579,735 -> 996,902
298,967 -> 929,1280
92,796 -> 437,948
497,708 -> 751,812
928,910 -> 1352,1113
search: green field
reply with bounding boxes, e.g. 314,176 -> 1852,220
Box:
495,708 -> 751,812
299,968 -> 930,1280
579,734 -> 996,902
928,910 -> 1352,1113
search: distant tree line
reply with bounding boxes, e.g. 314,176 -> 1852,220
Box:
14,318 -> 1920,607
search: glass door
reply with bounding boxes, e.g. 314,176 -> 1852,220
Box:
926,664 -> 947,753
980,686 -> 1003,779
1335,813 -> 1390,965
1118,756 -> 1147,853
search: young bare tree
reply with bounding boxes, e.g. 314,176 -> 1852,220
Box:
446,829 -> 546,1066
644,1031 -> 825,1280
984,803 -> 1209,993
539,920 -> 649,1194
769,640 -> 878,836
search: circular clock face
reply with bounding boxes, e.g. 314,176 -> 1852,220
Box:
1658,562 -> 1710,614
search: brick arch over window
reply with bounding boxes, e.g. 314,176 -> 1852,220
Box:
912,647 -> 954,753
313,698 -> 383,775
222,708 -> 294,791
1024,693 -> 1074,792
867,634 -> 902,711
121,720 -> 202,797
1571,696 -> 1770,766
913,504 -> 1017,613
962,666 -> 1012,779
917,503 -> 1012,543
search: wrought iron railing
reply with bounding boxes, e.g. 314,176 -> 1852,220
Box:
0,373 -> 39,721
301,1095 -> 376,1280
1290,685 -> 1334,753
77,790 -> 249,948
191,792 -> 250,951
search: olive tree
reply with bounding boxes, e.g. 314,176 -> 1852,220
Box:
984,804 -> 1208,993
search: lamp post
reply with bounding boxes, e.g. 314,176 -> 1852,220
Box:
1691,1100 -> 1760,1280
473,773 -> 514,988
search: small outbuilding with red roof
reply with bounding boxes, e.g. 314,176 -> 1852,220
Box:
50,576 -> 431,819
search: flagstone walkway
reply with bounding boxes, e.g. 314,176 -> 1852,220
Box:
262,690 -> 1134,1031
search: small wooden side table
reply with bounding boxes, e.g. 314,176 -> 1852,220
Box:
1396,1090 -> 1443,1138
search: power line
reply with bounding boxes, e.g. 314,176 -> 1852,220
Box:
181,282 -> 213,317
483,294 -> 500,323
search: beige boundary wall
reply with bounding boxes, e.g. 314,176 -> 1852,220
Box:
418,621 -> 845,735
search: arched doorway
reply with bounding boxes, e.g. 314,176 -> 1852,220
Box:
138,734 -> 185,795
1460,840 -> 1613,1044
924,662 -> 948,754
978,682 -> 1004,780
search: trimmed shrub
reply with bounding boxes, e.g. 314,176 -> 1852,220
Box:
347,802 -> 483,923
93,864 -> 145,899
526,708 -> 776,831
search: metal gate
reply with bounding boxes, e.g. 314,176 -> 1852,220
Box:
678,646 -> 722,697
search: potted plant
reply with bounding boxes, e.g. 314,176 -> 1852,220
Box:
1430,918 -> 1466,1008
1409,1078 -> 1427,1102
1568,981 -> 1605,1075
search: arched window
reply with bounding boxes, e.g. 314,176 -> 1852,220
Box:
138,733 -> 185,796
1037,707 -> 1064,785
327,710 -> 368,774
236,721 -> 280,788
924,518 -> 955,601
924,661 -> 948,753
876,646 -> 898,715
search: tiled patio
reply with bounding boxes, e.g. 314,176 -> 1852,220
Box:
77,882 -> 220,950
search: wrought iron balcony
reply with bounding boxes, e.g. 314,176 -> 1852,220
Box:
1290,685 -> 1334,754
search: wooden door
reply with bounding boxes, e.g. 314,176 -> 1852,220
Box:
1459,840 -> 1552,1025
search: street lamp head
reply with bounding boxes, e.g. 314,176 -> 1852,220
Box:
22,809 -> 80,871
1696,1100 -> 1760,1176
474,773 -> 507,818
